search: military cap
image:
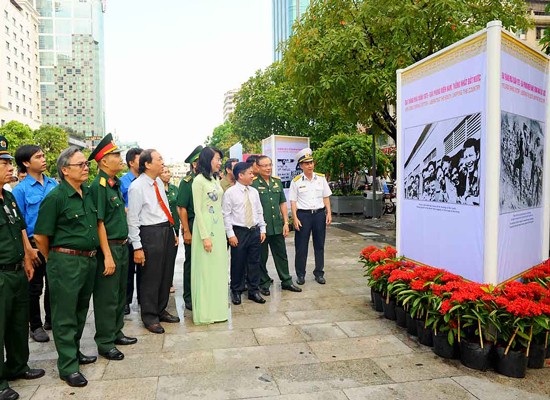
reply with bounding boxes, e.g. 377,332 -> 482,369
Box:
88,133 -> 122,162
185,145 -> 203,164
295,147 -> 313,164
0,136 -> 14,159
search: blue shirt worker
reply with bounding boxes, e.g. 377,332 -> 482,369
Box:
289,148 -> 332,285
13,145 -> 57,343
0,136 -> 46,400
120,147 -> 143,314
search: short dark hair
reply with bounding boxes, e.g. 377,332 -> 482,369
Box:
246,154 -> 260,165
14,144 -> 42,173
126,147 -> 143,167
463,138 -> 479,154
256,155 -> 270,165
197,147 -> 224,180
233,162 -> 252,181
138,149 -> 155,174
224,158 -> 238,173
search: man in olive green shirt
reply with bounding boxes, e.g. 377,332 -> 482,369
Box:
177,145 -> 202,311
88,134 -> 137,363
34,147 -> 100,388
252,155 -> 301,295
0,136 -> 45,400
220,158 -> 238,192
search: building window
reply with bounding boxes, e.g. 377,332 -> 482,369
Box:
6,56 -> 10,65
536,27 -> 548,40
23,108 -> 26,116
0,120 -> 5,126
8,102 -> 12,110
15,91 -> 19,99
29,111 -> 32,118
4,10 -> 8,19
16,105 -> 19,113
7,72 -> 11,80
4,26 -> 8,34
7,87 -> 11,95
5,41 -> 8,49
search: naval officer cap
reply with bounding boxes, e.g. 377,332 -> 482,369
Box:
88,133 -> 122,162
0,136 -> 14,160
295,147 -> 314,164
185,145 -> 204,164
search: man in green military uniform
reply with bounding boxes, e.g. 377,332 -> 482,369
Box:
0,136 -> 45,400
88,134 -> 138,363
176,145 -> 202,311
252,155 -> 301,295
34,147 -> 100,388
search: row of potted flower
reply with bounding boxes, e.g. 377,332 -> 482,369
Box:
360,245 -> 550,378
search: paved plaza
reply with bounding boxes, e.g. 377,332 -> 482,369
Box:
11,215 -> 550,399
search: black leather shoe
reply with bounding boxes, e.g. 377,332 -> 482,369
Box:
10,368 -> 45,380
124,304 -> 130,315
160,311 -> 180,323
296,276 -> 305,285
259,287 -> 270,296
78,353 -> 97,365
231,291 -> 241,305
0,387 -> 19,400
315,276 -> 326,284
60,372 -> 87,387
145,323 -> 165,334
115,335 -> 137,346
282,284 -> 302,292
100,348 -> 124,361
185,302 -> 193,311
43,321 -> 52,330
248,292 -> 266,304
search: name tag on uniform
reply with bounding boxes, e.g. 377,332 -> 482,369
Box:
258,186 -> 266,189
298,185 -> 307,192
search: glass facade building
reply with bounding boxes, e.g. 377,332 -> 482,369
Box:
33,0 -> 105,141
272,0 -> 310,61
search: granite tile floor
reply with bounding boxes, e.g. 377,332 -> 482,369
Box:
12,215 -> 550,399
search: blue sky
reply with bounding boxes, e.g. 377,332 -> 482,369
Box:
104,1 -> 272,163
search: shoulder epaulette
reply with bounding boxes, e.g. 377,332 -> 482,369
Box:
272,175 -> 281,180
183,175 -> 192,183
315,172 -> 325,177
99,177 -> 107,187
292,175 -> 302,182
252,176 -> 258,180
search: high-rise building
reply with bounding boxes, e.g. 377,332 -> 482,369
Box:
0,0 -> 41,128
522,1 -> 550,51
33,0 -> 105,144
223,88 -> 238,121
272,0 -> 310,62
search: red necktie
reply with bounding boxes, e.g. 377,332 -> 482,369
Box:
153,181 -> 175,225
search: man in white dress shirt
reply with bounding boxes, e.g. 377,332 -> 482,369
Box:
127,149 -> 179,334
222,162 -> 267,305
289,148 -> 332,285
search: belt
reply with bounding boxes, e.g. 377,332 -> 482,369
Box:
233,225 -> 259,231
108,238 -> 128,245
0,262 -> 23,272
297,207 -> 326,214
50,247 -> 97,258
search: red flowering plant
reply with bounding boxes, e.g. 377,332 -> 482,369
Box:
436,281 -> 500,349
368,260 -> 407,301
426,278 -> 467,345
521,259 -> 550,289
387,262 -> 417,307
360,246 -> 400,293
490,281 -> 550,355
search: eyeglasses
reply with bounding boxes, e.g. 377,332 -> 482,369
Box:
67,161 -> 90,169
258,163 -> 272,167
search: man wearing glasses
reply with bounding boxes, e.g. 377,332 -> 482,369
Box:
252,155 -> 301,295
0,136 -> 45,400
34,147 -> 100,388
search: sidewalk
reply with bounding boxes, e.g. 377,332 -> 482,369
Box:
13,219 -> 549,399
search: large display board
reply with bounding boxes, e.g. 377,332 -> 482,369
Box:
397,22 -> 550,284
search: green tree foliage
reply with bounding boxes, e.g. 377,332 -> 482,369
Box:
0,121 -> 34,151
33,125 -> 69,177
314,132 -> 391,193
283,0 -> 530,142
204,120 -> 241,156
231,62 -> 356,148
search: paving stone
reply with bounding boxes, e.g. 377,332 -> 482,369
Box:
297,323 -> 348,341
163,329 -> 258,352
253,326 -> 306,345
285,308 -> 372,325
451,375 -> 550,400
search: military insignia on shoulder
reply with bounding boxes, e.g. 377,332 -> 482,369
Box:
107,178 -> 115,187
99,177 -> 107,187
315,172 -> 325,177
183,175 -> 192,183
292,175 -> 302,182
272,175 -> 281,180
252,176 -> 258,181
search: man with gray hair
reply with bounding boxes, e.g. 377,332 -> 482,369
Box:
34,147 -> 99,388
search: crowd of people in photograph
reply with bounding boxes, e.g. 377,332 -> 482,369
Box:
0,135 -> 332,398
404,137 -> 481,206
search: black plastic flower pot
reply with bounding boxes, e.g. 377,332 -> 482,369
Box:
406,313 -> 418,336
395,305 -> 407,328
415,318 -> 433,347
372,290 -> 384,312
433,331 -> 460,359
460,340 -> 493,371
546,345 -> 550,359
382,299 -> 397,320
527,343 -> 546,369
370,287 -> 375,304
494,346 -> 527,378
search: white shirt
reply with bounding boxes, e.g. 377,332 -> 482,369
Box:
127,173 -> 171,249
289,172 -> 332,210
222,181 -> 266,238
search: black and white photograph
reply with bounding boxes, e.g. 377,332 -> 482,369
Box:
403,113 -> 482,206
276,158 -> 297,188
500,111 -> 544,214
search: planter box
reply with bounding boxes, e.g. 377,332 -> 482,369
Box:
330,195 -> 364,216
363,197 -> 384,218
